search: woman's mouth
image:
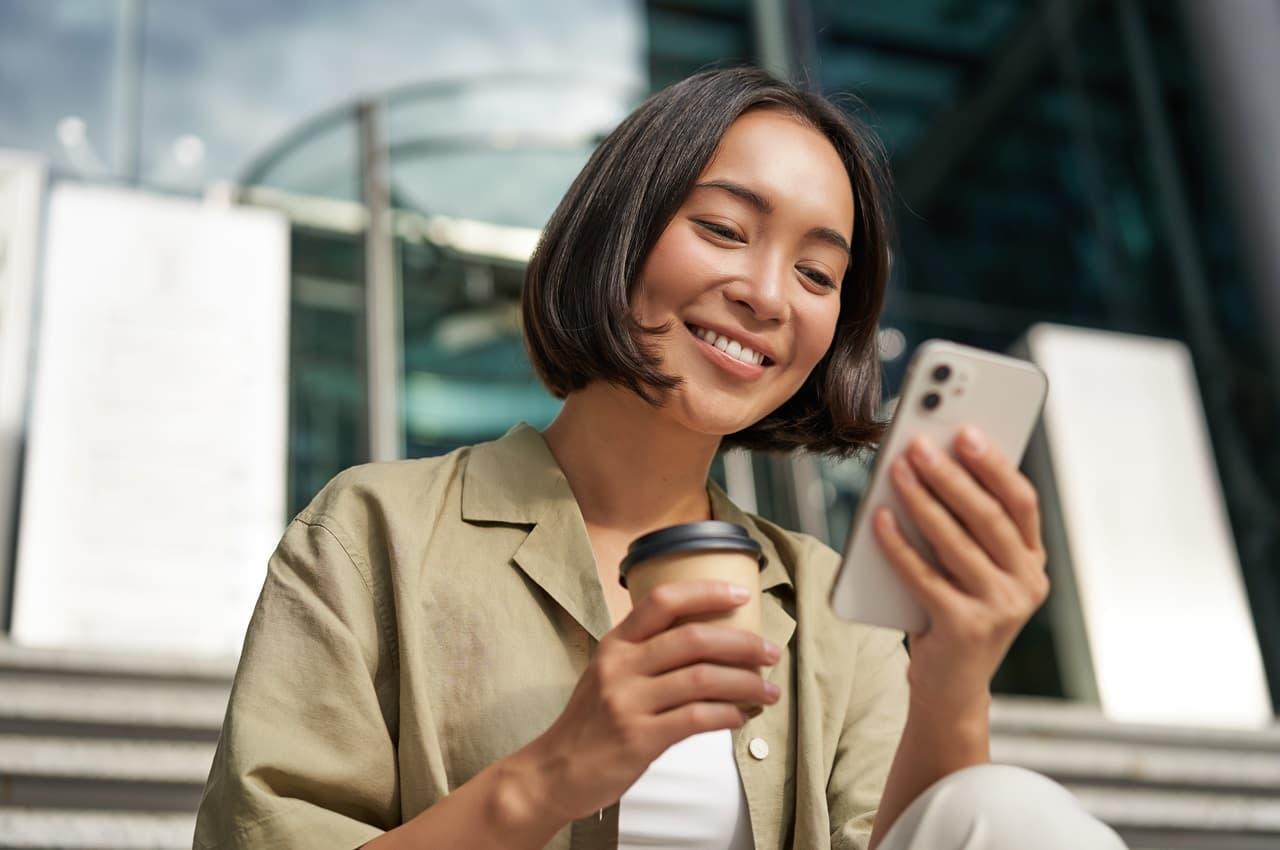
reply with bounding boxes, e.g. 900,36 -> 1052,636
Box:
685,323 -> 773,379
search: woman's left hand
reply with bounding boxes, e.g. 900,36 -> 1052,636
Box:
871,425 -> 1050,719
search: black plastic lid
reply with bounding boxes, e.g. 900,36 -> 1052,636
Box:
618,520 -> 765,589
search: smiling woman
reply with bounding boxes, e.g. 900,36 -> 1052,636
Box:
631,110 -> 855,422
194,66 -> 1127,850
522,67 -> 894,459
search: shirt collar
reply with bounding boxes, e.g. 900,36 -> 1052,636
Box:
462,420 -> 795,593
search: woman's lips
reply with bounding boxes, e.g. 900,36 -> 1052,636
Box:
686,323 -> 770,380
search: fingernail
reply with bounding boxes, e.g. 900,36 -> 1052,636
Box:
765,681 -> 781,699
763,640 -> 781,660
729,584 -> 751,602
910,438 -> 939,467
959,426 -> 987,456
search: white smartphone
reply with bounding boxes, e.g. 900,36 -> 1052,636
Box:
828,339 -> 1049,634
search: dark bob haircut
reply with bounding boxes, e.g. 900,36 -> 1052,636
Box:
521,65 -> 894,460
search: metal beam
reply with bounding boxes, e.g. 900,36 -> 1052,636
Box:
109,0 -> 145,183
357,100 -> 404,463
1176,0 -> 1280,407
751,0 -> 793,82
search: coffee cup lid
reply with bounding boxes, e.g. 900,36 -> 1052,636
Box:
619,520 -> 765,589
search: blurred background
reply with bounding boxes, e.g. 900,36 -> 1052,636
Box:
1,0 -> 1279,847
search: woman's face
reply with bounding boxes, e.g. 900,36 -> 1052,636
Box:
631,107 -> 855,437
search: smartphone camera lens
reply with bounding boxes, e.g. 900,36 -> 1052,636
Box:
922,392 -> 941,411
932,364 -> 951,383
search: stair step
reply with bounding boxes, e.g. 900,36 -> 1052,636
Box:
991,697 -> 1280,751
1074,785 -> 1280,831
1073,786 -> 1280,850
0,673 -> 228,739
0,639 -> 235,683
0,735 -> 212,812
0,735 -> 213,783
0,808 -> 194,849
1,650 -> 1277,846
995,735 -> 1280,791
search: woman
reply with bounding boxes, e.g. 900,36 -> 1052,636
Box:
193,67 -> 1127,850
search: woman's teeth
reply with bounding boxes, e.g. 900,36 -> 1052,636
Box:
690,325 -> 766,366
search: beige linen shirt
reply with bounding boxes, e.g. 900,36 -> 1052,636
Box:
193,421 -> 909,850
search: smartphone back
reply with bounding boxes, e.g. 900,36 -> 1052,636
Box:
829,339 -> 1049,633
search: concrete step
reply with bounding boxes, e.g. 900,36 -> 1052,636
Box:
0,808 -> 194,850
992,697 -> 1280,849
991,697 -> 1280,751
2,639 -> 1278,848
991,697 -> 1280,794
0,735 -> 212,812
0,673 -> 228,741
1075,785 -> 1280,850
0,639 -> 235,683
996,734 -> 1280,791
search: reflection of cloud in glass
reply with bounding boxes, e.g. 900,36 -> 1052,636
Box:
0,0 -> 644,190
0,3 -> 118,167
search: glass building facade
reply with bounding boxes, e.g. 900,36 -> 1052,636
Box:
4,0 -> 1277,708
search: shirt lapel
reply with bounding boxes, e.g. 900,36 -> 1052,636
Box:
461,420 -> 612,641
708,479 -> 797,658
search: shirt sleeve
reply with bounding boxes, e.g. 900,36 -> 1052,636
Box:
827,624 -> 911,850
192,513 -> 399,849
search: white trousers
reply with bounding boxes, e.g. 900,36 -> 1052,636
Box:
877,764 -> 1129,850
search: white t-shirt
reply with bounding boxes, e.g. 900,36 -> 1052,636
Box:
618,729 -> 754,849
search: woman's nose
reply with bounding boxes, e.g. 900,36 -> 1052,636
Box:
725,262 -> 789,323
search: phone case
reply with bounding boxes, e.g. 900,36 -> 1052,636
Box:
828,339 -> 1049,633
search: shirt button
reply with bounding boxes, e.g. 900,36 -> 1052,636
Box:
748,737 -> 770,760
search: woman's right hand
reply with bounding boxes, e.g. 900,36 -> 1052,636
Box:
523,579 -> 782,823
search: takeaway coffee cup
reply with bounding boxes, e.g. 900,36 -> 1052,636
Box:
620,520 -> 769,717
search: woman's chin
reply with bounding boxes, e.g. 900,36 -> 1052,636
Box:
672,396 -> 769,437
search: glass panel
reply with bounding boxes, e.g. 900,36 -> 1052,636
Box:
385,76 -> 637,228
383,77 -> 640,457
646,0 -> 754,90
286,227 -> 365,517
400,235 -> 564,458
242,115 -> 362,202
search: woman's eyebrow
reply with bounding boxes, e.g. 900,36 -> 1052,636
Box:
696,179 -> 774,214
694,179 -> 851,256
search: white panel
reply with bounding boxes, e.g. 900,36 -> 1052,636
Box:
0,152 -> 46,596
12,184 -> 290,658
1027,323 -> 1272,729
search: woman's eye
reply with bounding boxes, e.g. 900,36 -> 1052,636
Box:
696,221 -> 744,242
801,268 -> 838,290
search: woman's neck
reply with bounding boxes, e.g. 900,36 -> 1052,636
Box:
541,382 -> 719,534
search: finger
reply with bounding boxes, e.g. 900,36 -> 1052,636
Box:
639,663 -> 775,714
872,506 -> 968,619
648,701 -> 749,752
906,436 -> 1028,574
890,456 -> 999,598
637,620 -> 776,677
954,426 -> 1043,553
616,580 -> 750,645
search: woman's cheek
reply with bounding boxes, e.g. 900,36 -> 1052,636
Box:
806,313 -> 841,365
